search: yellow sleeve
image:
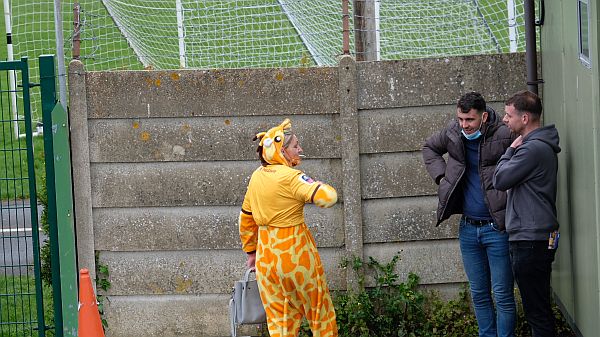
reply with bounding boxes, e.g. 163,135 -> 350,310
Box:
312,183 -> 338,208
239,196 -> 258,253
289,171 -> 338,208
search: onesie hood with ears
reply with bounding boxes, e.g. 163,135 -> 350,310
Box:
254,118 -> 292,166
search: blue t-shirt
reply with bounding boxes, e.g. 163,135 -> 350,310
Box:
463,138 -> 492,220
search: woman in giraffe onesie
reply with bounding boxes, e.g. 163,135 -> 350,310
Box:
239,118 -> 338,337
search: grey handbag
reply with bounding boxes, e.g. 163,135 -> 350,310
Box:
229,269 -> 267,337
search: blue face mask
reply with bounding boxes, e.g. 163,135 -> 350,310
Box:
461,115 -> 485,140
462,129 -> 482,140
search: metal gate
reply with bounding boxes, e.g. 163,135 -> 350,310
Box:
0,56 -> 77,337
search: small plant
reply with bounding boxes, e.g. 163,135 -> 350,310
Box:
38,174 -> 53,286
424,286 -> 478,337
95,255 -> 111,329
319,252 -> 433,337
255,253 -> 577,337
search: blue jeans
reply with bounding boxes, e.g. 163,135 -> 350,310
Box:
459,218 -> 516,337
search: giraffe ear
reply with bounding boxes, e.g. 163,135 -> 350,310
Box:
254,132 -> 266,142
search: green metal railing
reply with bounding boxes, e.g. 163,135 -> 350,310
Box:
0,57 -> 46,336
0,56 -> 77,337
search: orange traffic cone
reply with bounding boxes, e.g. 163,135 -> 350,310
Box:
78,268 -> 105,337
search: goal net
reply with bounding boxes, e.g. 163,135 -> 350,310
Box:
2,0 -> 534,86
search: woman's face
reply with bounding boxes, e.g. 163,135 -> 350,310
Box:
282,134 -> 303,167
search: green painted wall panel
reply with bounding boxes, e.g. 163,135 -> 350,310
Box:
541,0 -> 600,335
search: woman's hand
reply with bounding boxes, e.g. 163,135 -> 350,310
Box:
246,251 -> 256,271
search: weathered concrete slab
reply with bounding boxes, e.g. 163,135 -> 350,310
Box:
99,248 -> 346,296
359,105 -> 454,154
90,160 -> 342,208
363,240 -> 466,286
93,204 -> 344,251
88,115 -> 341,162
360,152 -> 435,199
103,294 -> 264,337
85,67 -> 339,118
362,197 -> 459,243
357,53 -> 527,109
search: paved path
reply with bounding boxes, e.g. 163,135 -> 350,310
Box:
1,200 -> 45,276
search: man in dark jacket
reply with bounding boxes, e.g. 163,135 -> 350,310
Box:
423,92 -> 516,337
493,90 -> 560,337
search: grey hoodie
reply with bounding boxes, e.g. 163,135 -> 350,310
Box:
493,125 -> 561,241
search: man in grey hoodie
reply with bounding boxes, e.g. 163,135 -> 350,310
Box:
493,90 -> 561,337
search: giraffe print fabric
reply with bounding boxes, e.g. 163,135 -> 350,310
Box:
240,118 -> 338,336
256,224 -> 337,337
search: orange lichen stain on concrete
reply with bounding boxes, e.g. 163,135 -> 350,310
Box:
275,71 -> 284,81
217,76 -> 225,85
154,79 -> 161,86
175,277 -> 193,293
132,121 -> 140,129
181,123 -> 191,132
149,283 -> 165,294
224,119 -> 231,125
144,78 -> 154,86
171,73 -> 180,81
140,131 -> 151,141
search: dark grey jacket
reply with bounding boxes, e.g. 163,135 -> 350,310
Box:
422,108 -> 515,230
493,125 -> 561,241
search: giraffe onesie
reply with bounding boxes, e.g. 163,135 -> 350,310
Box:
239,119 -> 338,337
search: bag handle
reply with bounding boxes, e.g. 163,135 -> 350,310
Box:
229,298 -> 237,337
243,268 -> 256,282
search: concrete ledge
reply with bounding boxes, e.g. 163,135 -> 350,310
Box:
99,248 -> 346,296
357,53 -> 527,109
104,294 -> 264,337
362,197 -> 459,243
88,115 -> 342,162
85,67 -> 339,118
93,205 -> 344,251
360,152 -> 435,199
363,240 -> 466,286
90,160 -> 342,207
359,105 -> 454,154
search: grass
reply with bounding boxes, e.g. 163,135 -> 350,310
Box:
0,276 -> 55,337
1,0 -> 529,71
0,66 -> 45,201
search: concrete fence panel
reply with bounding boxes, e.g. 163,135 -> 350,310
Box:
68,53 -> 527,337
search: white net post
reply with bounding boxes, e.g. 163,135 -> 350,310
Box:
176,0 -> 186,68
507,0 -> 518,52
3,0 -> 19,139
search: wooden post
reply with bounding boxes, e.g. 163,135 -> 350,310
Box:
353,0 -> 379,61
73,2 -> 81,60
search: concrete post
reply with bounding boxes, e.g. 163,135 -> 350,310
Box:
338,55 -> 364,291
68,60 -> 96,281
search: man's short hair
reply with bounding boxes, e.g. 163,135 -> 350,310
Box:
457,92 -> 486,114
505,90 -> 542,119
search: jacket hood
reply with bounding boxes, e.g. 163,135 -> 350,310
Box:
525,124 -> 561,153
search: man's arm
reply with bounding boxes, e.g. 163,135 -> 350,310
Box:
493,142 -> 537,191
422,129 -> 449,184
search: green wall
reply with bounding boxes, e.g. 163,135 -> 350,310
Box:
541,1 -> 600,335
